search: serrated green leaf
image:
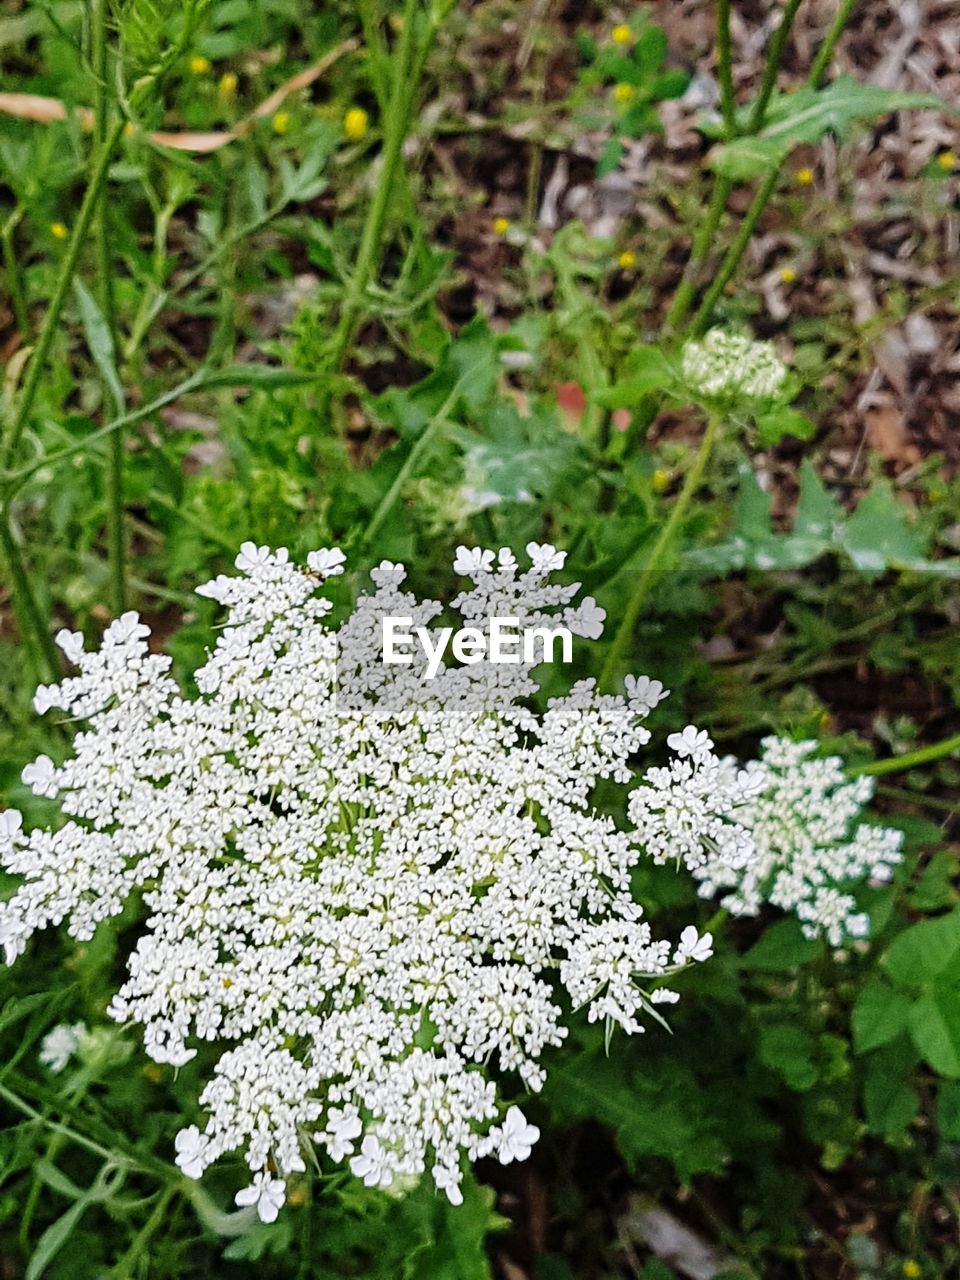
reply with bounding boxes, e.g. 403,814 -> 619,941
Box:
755,407 -> 816,448
710,77 -> 953,178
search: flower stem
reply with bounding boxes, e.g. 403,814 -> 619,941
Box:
599,411 -> 721,693
92,0 -> 127,615
716,0 -> 737,138
809,0 -> 859,88
747,0 -> 804,132
0,515 -> 58,683
849,734 -> 960,779
0,116 -> 126,471
326,0 -> 422,377
2,211 -> 30,342
111,1184 -> 178,1279
665,177 -> 732,333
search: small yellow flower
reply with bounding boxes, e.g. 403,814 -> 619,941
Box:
189,55 -> 211,75
652,468 -> 670,493
779,265 -> 797,284
344,106 -> 369,142
903,1262 -> 921,1279
272,111 -> 290,135
613,82 -> 636,106
493,216 -> 511,236
611,24 -> 632,45
123,121 -> 136,138
794,167 -> 815,186
936,150 -> 957,171
618,250 -> 636,271
218,71 -> 238,98
50,221 -> 68,240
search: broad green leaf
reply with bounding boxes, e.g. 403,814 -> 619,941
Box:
862,1041 -> 920,1139
882,909 -> 960,987
909,989 -> 960,1077
841,481 -> 928,572
593,346 -> 674,407
852,978 -> 912,1053
710,77 -> 952,179
739,919 -> 823,971
73,278 -> 124,411
759,1023 -> 818,1091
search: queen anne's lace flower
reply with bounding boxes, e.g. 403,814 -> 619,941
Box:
681,329 -> 788,403
692,738 -> 903,946
1,546 -> 898,1219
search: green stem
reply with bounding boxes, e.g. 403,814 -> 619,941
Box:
0,515 -> 58,682
599,411 -> 721,692
689,166 -> 780,335
326,0 -> 421,376
361,374 -> 466,550
111,1184 -> 178,1279
747,0 -> 804,132
849,734 -> 960,778
665,176 -> 731,332
2,212 -> 30,342
92,0 -> 126,615
716,0 -> 737,138
809,0 -> 858,88
0,115 -> 126,471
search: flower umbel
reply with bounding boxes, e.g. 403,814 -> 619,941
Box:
681,329 -> 788,405
2,546 -> 898,1218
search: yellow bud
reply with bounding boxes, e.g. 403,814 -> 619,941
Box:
618,250 -> 636,271
937,150 -> 957,171
143,1063 -> 164,1084
611,24 -> 632,45
903,1263 -> 921,1279
613,82 -> 636,106
272,112 -> 290,135
123,121 -> 136,138
218,71 -> 238,97
493,216 -> 511,236
779,265 -> 797,284
343,106 -> 369,142
50,222 -> 68,240
288,1182 -> 309,1207
190,55 -> 211,75
794,167 -> 815,186
652,469 -> 670,493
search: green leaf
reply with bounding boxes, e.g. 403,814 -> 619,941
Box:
196,365 -> 324,390
852,979 -> 912,1053
841,481 -> 928,572
710,77 -> 953,178
596,137 -> 625,176
73,278 -> 124,411
909,989 -> 960,1077
593,346 -> 674,407
883,910 -> 960,987
759,1023 -> 819,1091
739,919 -> 823,971
755,407 -> 816,448
25,1201 -> 88,1280
863,1044 -> 919,1139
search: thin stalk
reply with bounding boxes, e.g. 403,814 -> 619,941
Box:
809,0 -> 859,88
111,1184 -> 178,1280
849,734 -> 960,779
716,0 -> 737,138
689,166 -> 779,334
326,0 -> 421,375
92,0 -> 126,614
665,176 -> 732,332
0,516 -> 58,682
2,212 -> 30,342
0,115 -> 126,471
360,373 -> 467,550
687,2 -> 859,333
599,412 -> 721,692
747,0 -> 803,132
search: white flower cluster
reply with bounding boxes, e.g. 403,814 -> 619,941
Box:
691,738 -> 903,946
0,545 -> 897,1220
681,329 -> 788,403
